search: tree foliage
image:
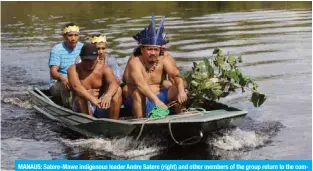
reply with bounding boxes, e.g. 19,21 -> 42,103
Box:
185,48 -> 266,108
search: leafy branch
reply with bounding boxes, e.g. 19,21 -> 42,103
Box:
185,48 -> 266,108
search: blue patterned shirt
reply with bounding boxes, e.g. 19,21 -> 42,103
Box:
48,42 -> 83,86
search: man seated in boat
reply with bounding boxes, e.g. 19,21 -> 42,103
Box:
123,15 -> 188,118
123,44 -> 175,92
68,43 -> 122,119
75,34 -> 122,84
48,23 -> 83,108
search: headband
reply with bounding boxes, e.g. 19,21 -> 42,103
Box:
88,35 -> 107,43
63,25 -> 80,34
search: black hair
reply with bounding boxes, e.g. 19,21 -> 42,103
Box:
91,34 -> 101,38
63,22 -> 77,29
133,46 -> 142,56
133,46 -> 166,56
160,48 -> 165,56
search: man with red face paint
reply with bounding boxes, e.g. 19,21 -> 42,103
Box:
123,15 -> 188,118
48,23 -> 83,108
68,43 -> 120,119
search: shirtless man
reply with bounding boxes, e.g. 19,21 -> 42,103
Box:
123,45 -> 174,88
75,34 -> 122,84
68,43 -> 121,119
122,46 -> 175,102
123,15 -> 188,118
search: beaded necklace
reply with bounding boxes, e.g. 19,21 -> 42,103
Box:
146,60 -> 159,73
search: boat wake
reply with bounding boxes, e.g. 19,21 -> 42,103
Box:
2,96 -> 32,109
60,136 -> 166,159
206,118 -> 285,159
1,93 -> 32,109
209,128 -> 271,150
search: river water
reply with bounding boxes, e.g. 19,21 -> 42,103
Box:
1,1 -> 312,169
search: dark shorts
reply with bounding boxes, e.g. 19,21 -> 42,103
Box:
124,89 -> 169,118
73,101 -> 108,118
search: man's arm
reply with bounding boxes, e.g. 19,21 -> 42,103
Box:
163,55 -> 187,103
122,56 -> 135,83
163,55 -> 184,90
67,64 -> 99,106
49,48 -> 62,80
163,53 -> 182,89
49,48 -> 70,89
99,66 -> 118,109
102,66 -> 119,98
50,65 -> 70,89
128,58 -> 167,107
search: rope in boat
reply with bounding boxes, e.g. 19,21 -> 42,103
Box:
167,108 -> 204,145
135,106 -> 169,141
136,102 -> 206,145
36,87 -> 205,145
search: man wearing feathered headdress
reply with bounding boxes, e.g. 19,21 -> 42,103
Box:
123,15 -> 188,118
48,23 -> 83,108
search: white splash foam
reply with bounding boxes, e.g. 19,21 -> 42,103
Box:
209,128 -> 270,150
2,97 -> 32,109
61,137 -> 165,159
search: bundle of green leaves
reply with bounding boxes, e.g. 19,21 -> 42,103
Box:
185,48 -> 266,108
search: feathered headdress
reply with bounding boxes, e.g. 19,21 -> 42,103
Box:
133,15 -> 169,46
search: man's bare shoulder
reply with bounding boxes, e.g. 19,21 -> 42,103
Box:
68,63 -> 77,71
128,55 -> 136,61
163,52 -> 174,60
160,54 -> 171,63
68,64 -> 79,78
128,56 -> 141,68
162,52 -> 177,65
129,56 -> 140,62
99,63 -> 114,75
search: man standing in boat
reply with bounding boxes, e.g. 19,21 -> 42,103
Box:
123,15 -> 188,118
48,23 -> 83,108
68,43 -> 121,119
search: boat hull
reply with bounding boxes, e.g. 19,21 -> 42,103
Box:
28,87 -> 247,144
